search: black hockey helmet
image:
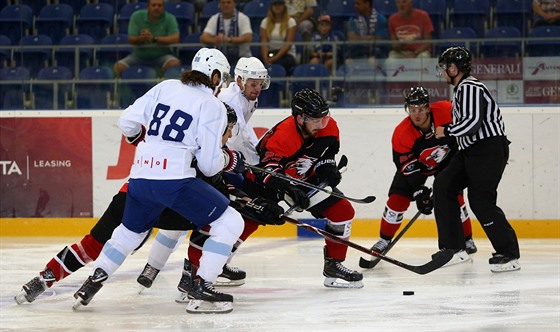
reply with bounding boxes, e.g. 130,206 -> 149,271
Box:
291,88 -> 329,118
405,86 -> 430,106
438,46 -> 472,75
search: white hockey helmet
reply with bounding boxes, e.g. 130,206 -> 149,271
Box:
191,48 -> 231,88
234,57 -> 270,90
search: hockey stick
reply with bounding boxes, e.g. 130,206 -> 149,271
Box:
283,215 -> 454,275
245,160 -> 376,204
358,210 -> 422,269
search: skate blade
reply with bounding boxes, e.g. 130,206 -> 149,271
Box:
490,260 -> 520,273
214,278 -> 245,287
323,277 -> 364,289
14,291 -> 28,305
138,285 -> 148,295
175,292 -> 189,303
442,255 -> 472,268
186,299 -> 233,314
72,298 -> 84,311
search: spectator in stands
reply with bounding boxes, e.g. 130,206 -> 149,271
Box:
308,15 -> 343,72
388,0 -> 434,59
285,0 -> 318,41
346,0 -> 389,61
114,0 -> 181,77
200,0 -> 253,66
260,0 -> 297,74
532,0 -> 560,27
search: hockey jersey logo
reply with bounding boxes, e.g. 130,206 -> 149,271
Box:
419,145 -> 451,170
289,156 -> 317,176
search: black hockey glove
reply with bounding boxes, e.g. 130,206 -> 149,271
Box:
242,197 -> 286,225
222,148 -> 246,174
314,159 -> 341,187
125,125 -> 146,146
265,175 -> 310,210
413,186 -> 433,215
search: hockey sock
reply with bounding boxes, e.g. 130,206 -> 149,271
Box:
380,194 -> 411,239
322,199 -> 354,260
147,230 -> 187,270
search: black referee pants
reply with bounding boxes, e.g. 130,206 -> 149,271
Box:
433,136 -> 520,258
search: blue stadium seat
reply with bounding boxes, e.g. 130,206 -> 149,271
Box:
76,3 -> 115,43
13,35 -> 54,78
117,2 -> 147,34
493,0 -> 532,35
326,0 -> 355,32
35,66 -> 73,109
77,66 -> 114,109
250,32 -> 261,60
0,5 -> 34,45
243,1 -> 269,34
449,0 -> 489,37
165,1 -> 196,36
57,0 -> 88,14
19,0 -> 49,16
259,64 -> 286,108
55,34 -> 96,76
0,34 -> 12,65
96,34 -> 132,67
199,1 -> 220,32
163,65 -> 191,80
35,4 -> 75,44
436,27 -> 478,56
119,66 -> 158,107
98,0 -> 128,12
414,0 -> 447,38
290,63 -> 330,95
480,26 -> 522,58
526,26 -> 560,57
374,0 -> 398,17
178,32 -> 202,65
0,66 -> 31,109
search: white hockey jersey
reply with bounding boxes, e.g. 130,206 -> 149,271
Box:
118,79 -> 228,180
218,83 -> 260,165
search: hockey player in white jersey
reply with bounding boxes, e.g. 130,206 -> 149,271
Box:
73,48 -> 245,314
136,57 -> 271,292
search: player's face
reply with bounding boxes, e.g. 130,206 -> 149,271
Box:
222,123 -> 234,145
300,113 -> 330,137
407,104 -> 430,129
243,78 -> 265,101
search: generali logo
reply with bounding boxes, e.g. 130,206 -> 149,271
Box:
391,65 -> 429,77
530,62 -> 560,75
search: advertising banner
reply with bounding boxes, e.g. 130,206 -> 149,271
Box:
0,118 -> 93,217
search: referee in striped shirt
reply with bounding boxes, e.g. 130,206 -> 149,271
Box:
433,46 -> 520,273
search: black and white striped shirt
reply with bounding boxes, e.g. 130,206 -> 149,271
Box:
447,76 -> 507,150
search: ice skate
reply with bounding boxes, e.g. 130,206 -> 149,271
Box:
323,247 -> 364,289
489,253 -> 520,273
360,238 -> 389,264
176,258 -> 192,303
72,268 -> 108,310
215,264 -> 246,287
440,249 -> 471,268
465,238 -> 478,254
185,276 -> 233,314
14,269 -> 55,304
137,263 -> 160,293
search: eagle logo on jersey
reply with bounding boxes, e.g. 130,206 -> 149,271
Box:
419,145 -> 451,169
288,156 -> 317,176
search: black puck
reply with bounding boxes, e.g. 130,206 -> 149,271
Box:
403,291 -> 414,296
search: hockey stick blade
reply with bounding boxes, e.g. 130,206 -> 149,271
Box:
284,216 -> 454,275
359,210 -> 423,269
245,163 -> 376,204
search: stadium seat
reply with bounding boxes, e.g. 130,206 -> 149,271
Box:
0,35 -> 12,65
13,35 -> 54,78
436,27 -> 478,56
163,65 -> 191,80
75,3 -> 115,43
35,4 -> 75,44
117,2 -> 147,34
55,34 -> 96,76
0,4 -> 34,45
243,0 -> 269,34
57,0 -> 88,14
96,34 -> 132,67
290,63 -> 330,95
118,66 -> 158,108
449,0 -> 489,37
199,1 -> 220,32
177,32 -> 203,66
0,66 -> 31,109
493,0 -> 533,35
414,0 -> 447,38
526,25 -> 560,57
165,1 -> 196,36
480,26 -> 522,58
19,0 -> 49,16
35,66 -> 73,109
258,64 -> 286,108
76,66 -> 114,109
326,0 -> 355,32
374,0 -> 398,16
250,33 -> 261,60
